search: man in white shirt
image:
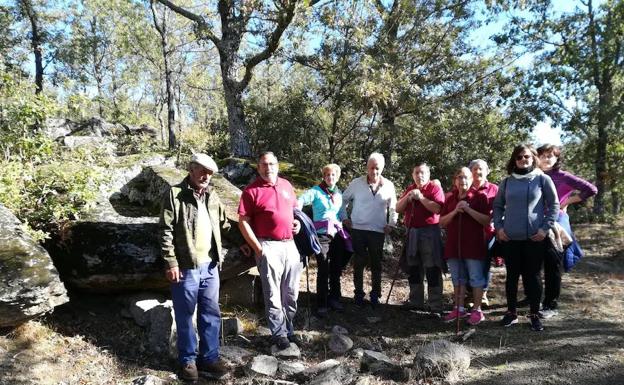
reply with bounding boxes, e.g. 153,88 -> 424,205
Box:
341,152 -> 397,307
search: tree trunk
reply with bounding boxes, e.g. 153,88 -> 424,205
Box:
90,17 -> 104,117
222,81 -> 251,158
164,60 -> 176,149
592,119 -> 608,218
380,112 -> 396,171
21,0 -> 43,94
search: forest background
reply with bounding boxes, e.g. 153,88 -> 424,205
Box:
1,0 -> 623,239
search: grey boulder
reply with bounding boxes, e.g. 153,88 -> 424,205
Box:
0,205 -> 68,327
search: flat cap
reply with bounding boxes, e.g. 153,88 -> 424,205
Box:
190,153 -> 218,173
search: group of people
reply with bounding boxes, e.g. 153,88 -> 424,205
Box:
158,145 -> 596,381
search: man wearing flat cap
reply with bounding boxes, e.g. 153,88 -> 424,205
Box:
159,153 -> 231,381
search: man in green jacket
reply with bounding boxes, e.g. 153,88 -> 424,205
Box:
159,153 -> 232,381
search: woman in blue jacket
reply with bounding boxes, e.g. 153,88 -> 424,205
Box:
298,164 -> 352,315
493,144 -> 559,331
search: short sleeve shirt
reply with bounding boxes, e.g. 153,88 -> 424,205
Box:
400,181 -> 445,228
440,189 -> 489,260
470,181 -> 498,239
238,176 -> 297,240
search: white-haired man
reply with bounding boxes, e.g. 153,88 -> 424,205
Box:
341,152 -> 397,307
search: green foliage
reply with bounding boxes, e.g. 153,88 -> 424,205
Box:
177,126 -> 230,160
0,69 -> 108,240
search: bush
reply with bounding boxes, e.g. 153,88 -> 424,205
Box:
0,70 -> 108,240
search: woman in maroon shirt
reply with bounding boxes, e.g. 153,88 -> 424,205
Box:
440,167 -> 491,325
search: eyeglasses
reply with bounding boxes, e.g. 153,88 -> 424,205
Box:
516,155 -> 531,161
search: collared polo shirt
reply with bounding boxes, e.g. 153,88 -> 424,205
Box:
400,181 -> 445,228
440,189 -> 488,260
470,181 -> 498,239
238,176 -> 297,240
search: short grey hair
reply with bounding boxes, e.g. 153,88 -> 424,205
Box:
367,152 -> 385,168
468,159 -> 489,173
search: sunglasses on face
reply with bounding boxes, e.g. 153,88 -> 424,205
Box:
516,155 -> 531,160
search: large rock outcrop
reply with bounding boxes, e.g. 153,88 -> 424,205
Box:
0,205 -> 68,327
48,157 -> 255,293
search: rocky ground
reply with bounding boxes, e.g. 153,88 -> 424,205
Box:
1,222 -> 623,385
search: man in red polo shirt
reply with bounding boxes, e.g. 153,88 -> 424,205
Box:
396,162 -> 445,314
238,151 -> 302,351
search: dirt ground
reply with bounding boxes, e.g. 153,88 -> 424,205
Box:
1,222 -> 623,385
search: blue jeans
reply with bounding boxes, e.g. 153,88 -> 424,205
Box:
171,261 -> 221,365
447,258 -> 486,288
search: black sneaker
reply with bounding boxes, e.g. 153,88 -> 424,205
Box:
529,314 -> 544,331
500,312 -> 518,327
273,336 -> 290,350
538,307 -> 558,319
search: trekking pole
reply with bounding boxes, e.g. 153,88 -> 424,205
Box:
305,255 -> 311,327
456,211 -> 463,336
385,261 -> 401,305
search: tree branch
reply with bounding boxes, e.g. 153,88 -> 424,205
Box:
155,0 -> 220,46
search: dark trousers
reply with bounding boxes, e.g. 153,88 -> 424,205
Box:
503,240 -> 546,315
351,229 -> 385,300
315,234 -> 351,307
543,244 -> 563,309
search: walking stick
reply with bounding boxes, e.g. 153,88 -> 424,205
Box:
305,255 -> 311,327
385,262 -> 401,305
456,212 -> 463,336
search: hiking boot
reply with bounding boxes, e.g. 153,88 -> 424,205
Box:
467,310 -> 485,326
273,336 -> 290,350
328,298 -> 344,311
500,312 -> 518,327
443,308 -> 468,323
529,314 -> 544,331
538,307 -> 558,319
197,358 -> 229,378
180,361 -> 198,382
288,333 -> 303,346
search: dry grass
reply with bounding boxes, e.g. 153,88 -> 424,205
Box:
0,321 -> 126,385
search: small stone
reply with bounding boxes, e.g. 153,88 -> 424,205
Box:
366,317 -> 381,324
131,375 -> 167,385
380,336 -> 393,345
223,317 -> 244,336
328,334 -> 353,355
350,348 -> 364,359
278,361 -> 306,376
353,376 -> 371,385
413,339 -> 470,382
250,379 -> 299,385
246,355 -> 279,377
271,343 -> 301,358
331,325 -> 349,335
300,359 -> 341,379
256,326 -> 272,336
360,350 -> 400,375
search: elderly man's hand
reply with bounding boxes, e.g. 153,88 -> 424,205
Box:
292,219 -> 301,234
165,267 -> 182,283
